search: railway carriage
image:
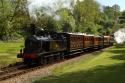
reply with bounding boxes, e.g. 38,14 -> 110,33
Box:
94,36 -> 104,49
83,35 -> 94,51
104,36 -> 111,47
61,33 -> 83,55
109,36 -> 114,46
99,36 -> 104,48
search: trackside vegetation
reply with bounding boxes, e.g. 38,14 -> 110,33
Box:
34,46 -> 125,83
0,0 -> 125,40
0,39 -> 23,67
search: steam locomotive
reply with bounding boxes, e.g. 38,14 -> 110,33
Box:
17,30 -> 113,65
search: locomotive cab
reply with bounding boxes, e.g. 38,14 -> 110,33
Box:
21,35 -> 51,64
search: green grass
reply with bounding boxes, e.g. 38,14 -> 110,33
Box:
0,39 -> 23,67
34,46 -> 125,83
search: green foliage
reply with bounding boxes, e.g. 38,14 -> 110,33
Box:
73,0 -> 101,34
102,4 -> 121,34
57,8 -> 76,32
0,0 -> 123,39
0,0 -> 30,40
0,0 -> 12,38
119,11 -> 125,28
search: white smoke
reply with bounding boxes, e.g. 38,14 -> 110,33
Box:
28,0 -> 84,20
114,28 -> 125,44
53,15 -> 61,21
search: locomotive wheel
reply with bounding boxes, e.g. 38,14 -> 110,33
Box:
44,57 -> 49,64
48,56 -> 53,63
37,57 -> 45,65
60,52 -> 65,60
56,54 -> 60,61
54,55 -> 58,61
40,58 -> 44,65
24,58 -> 35,66
51,56 -> 55,63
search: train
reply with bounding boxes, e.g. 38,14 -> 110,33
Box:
17,30 -> 113,65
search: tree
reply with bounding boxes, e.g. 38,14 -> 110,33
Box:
0,0 -> 30,39
57,8 -> 76,32
73,0 -> 101,34
0,0 -> 13,39
10,0 -> 30,34
102,4 -> 121,35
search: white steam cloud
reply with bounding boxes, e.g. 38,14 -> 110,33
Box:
114,28 -> 125,44
53,15 -> 61,21
28,0 -> 84,21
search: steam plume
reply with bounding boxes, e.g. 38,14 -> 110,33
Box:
114,28 -> 125,44
28,0 -> 84,20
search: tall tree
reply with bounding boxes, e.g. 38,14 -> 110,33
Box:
57,8 -> 76,32
73,0 -> 101,34
0,0 -> 13,39
0,0 -> 30,39
102,4 -> 121,35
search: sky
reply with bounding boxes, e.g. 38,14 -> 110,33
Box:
96,0 -> 125,11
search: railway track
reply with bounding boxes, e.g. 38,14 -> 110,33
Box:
0,63 -> 26,81
0,47 -> 110,81
0,64 -> 25,75
0,58 -> 67,81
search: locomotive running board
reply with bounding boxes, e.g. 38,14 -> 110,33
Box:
69,51 -> 84,56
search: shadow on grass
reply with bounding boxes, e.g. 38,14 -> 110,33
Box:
109,48 -> 125,60
111,54 -> 125,60
109,49 -> 125,54
34,62 -> 125,83
33,47 -> 125,83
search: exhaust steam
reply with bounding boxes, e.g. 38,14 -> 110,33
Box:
114,28 -> 125,44
28,0 -> 84,21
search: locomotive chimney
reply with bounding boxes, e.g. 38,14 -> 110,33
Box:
30,23 -> 37,35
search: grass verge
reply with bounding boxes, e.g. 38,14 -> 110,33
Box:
34,46 -> 125,83
0,39 -> 23,67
